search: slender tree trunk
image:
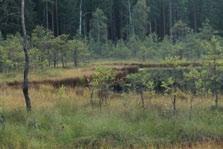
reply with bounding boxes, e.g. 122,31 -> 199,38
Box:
193,7 -> 197,32
162,0 -> 166,37
73,49 -> 78,67
154,19 -> 157,34
173,94 -> 176,114
173,82 -> 177,115
149,22 -> 152,34
98,90 -> 102,112
191,0 -> 198,32
53,61 -> 56,68
53,54 -> 57,68
47,49 -> 51,67
213,58 -> 218,108
97,19 -> 100,43
90,88 -> 94,108
169,0 -> 173,40
189,95 -> 193,120
55,0 -> 59,35
128,0 -> 134,37
48,60 -> 51,67
215,92 -> 218,108
140,91 -> 145,109
51,3 -> 55,33
46,1 -> 49,29
83,18 -> 87,39
61,55 -> 65,68
21,0 -> 31,112
79,0 -> 83,35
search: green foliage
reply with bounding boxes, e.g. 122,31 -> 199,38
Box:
202,36 -> 223,60
67,38 -> 89,65
202,36 -> 223,96
198,19 -> 215,40
158,37 -> 175,59
31,26 -> 54,49
0,20 -> 222,72
163,56 -> 185,67
92,67 -> 115,89
31,27 -> 90,68
180,33 -> 204,59
132,0 -> 149,38
171,20 -> 192,42
203,36 -> 223,88
0,34 -> 23,72
31,26 -> 55,68
127,71 -> 154,93
89,8 -> 108,56
136,36 -> 158,61
110,40 -> 131,59
0,45 -> 7,72
127,36 -> 139,57
161,77 -> 175,94
29,47 -> 48,69
90,8 -> 108,43
51,34 -> 69,67
184,69 -> 205,95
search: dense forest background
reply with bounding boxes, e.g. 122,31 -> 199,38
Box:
1,0 -> 223,72
1,0 -> 223,39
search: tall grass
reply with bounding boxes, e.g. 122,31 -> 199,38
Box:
0,86 -> 223,148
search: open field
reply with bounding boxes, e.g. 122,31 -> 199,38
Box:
1,62 -> 223,148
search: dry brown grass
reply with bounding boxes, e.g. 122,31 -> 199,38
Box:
0,85 -> 218,109
0,86 -> 91,110
0,85 -> 220,113
0,67 -> 94,83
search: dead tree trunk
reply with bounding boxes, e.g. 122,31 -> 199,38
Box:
21,0 -> 32,112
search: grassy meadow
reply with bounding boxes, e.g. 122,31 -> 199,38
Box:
1,64 -> 223,148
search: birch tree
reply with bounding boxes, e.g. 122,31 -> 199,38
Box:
21,0 -> 32,111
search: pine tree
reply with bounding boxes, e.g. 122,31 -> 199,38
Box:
90,8 -> 108,43
90,8 -> 108,55
132,0 -> 149,38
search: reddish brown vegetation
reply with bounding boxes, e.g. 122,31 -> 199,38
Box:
101,62 -> 203,68
1,65 -> 139,89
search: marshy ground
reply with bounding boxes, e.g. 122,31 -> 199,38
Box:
0,62 -> 223,148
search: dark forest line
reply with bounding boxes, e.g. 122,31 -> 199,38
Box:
1,0 -> 223,40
